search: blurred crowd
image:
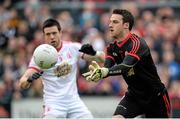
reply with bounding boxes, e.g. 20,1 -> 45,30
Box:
0,0 -> 180,117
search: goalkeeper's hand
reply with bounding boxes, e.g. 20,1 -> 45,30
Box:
79,44 -> 96,56
82,61 -> 109,82
27,72 -> 42,83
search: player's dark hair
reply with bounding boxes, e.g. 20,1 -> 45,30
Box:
112,9 -> 134,30
42,18 -> 61,32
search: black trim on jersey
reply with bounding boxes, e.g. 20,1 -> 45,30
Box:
104,57 -> 115,68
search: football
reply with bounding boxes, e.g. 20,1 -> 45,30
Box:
33,44 -> 58,69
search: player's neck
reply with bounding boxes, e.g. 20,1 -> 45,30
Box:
116,30 -> 130,42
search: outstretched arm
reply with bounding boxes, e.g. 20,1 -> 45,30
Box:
19,69 -> 41,89
84,35 -> 150,82
83,55 -> 139,82
79,44 -> 105,63
81,51 -> 105,63
107,55 -> 138,76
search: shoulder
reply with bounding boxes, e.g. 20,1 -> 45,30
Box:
128,34 -> 150,57
129,34 -> 141,43
63,41 -> 82,47
128,34 -> 148,48
62,41 -> 82,52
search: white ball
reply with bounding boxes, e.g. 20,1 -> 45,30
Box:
33,44 -> 58,69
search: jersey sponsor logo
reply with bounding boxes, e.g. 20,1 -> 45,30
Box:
109,70 -> 121,74
54,64 -> 72,77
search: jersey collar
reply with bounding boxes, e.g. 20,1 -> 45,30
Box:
56,42 -> 63,52
116,32 -> 132,47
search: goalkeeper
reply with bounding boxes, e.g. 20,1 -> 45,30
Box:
83,9 -> 171,118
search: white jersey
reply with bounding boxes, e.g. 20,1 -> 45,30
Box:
29,41 -> 82,103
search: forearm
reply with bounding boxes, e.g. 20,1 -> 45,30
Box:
82,51 -> 105,63
93,51 -> 105,62
20,81 -> 31,89
19,69 -> 39,89
106,55 -> 138,76
107,63 -> 133,76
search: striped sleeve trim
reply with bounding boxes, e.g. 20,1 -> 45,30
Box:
28,66 -> 42,72
127,52 -> 140,60
163,94 -> 171,118
130,35 -> 140,54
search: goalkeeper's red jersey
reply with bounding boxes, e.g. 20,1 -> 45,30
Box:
105,32 -> 165,102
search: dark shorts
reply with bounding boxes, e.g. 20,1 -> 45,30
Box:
113,90 -> 171,118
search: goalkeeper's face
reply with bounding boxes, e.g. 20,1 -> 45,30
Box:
109,14 -> 127,40
44,26 -> 62,49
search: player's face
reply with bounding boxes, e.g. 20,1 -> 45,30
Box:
44,26 -> 62,49
109,14 -> 125,39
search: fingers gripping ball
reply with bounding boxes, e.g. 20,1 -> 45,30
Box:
33,44 -> 58,69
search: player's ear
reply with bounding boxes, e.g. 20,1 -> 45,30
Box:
59,30 -> 62,37
124,22 -> 129,29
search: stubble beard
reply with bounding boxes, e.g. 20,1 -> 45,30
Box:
112,35 -> 117,40
50,41 -> 58,48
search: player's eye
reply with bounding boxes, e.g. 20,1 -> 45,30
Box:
113,20 -> 119,23
52,32 -> 57,35
46,33 -> 50,36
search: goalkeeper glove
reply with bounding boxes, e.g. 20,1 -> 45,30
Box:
27,72 -> 42,83
79,44 -> 96,56
82,61 -> 109,82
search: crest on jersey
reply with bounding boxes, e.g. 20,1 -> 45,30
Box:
127,68 -> 135,77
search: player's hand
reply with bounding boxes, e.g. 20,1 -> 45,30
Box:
27,72 -> 42,83
54,62 -> 72,77
82,61 -> 109,82
79,44 -> 96,56
82,69 -> 93,82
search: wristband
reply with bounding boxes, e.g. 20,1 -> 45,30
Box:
27,77 -> 33,83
